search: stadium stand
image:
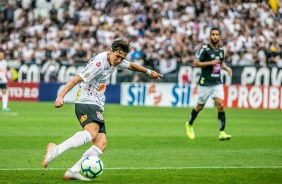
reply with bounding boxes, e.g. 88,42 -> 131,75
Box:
0,0 -> 281,83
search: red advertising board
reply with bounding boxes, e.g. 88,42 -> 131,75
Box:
6,82 -> 39,101
224,85 -> 282,109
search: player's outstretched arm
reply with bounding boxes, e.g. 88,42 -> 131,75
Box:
128,62 -> 163,80
54,75 -> 83,108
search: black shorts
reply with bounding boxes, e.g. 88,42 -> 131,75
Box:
75,103 -> 106,134
0,83 -> 7,89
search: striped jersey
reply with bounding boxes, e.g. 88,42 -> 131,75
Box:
0,59 -> 8,84
76,52 -> 130,111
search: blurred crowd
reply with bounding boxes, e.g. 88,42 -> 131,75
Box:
0,0 -> 282,82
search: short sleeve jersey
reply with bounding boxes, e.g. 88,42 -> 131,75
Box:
195,44 -> 224,86
0,59 -> 8,84
76,52 -> 130,111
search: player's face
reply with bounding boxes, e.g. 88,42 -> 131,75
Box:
108,49 -> 127,66
210,30 -> 220,45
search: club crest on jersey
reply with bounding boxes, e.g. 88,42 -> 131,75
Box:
80,114 -> 87,123
96,111 -> 104,120
96,62 -> 101,67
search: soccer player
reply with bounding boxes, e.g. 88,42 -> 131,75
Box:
43,38 -> 163,180
185,28 -> 232,141
0,51 -> 10,112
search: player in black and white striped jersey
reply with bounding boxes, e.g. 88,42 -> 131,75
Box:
43,38 -> 162,180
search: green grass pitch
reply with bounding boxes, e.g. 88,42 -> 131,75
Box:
0,101 -> 281,184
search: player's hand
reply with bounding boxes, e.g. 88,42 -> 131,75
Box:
211,59 -> 220,65
54,96 -> 64,108
150,70 -> 163,80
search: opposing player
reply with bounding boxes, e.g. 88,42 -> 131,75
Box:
185,28 -> 232,140
0,51 -> 10,112
43,38 -> 162,180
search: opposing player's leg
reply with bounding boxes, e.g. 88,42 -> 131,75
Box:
186,104 -> 204,140
185,86 -> 210,139
214,97 -> 231,140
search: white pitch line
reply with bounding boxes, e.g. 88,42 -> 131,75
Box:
1,112 -> 18,116
0,166 -> 281,171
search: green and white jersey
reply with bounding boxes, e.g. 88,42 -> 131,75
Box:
77,52 -> 130,111
195,44 -> 224,86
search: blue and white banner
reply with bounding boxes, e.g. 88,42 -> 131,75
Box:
121,83 -> 214,107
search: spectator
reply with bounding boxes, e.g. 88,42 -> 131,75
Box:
159,52 -> 177,75
72,44 -> 91,66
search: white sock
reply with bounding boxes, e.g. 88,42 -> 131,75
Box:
70,145 -> 103,172
57,130 -> 92,155
2,93 -> 8,109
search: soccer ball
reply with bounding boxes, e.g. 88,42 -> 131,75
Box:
81,156 -> 103,178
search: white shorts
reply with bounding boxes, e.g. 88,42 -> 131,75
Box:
197,84 -> 224,104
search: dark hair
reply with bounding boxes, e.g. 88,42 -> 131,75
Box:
210,27 -> 220,35
111,38 -> 131,53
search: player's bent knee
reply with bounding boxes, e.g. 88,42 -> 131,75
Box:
195,104 -> 204,111
217,104 -> 224,111
90,132 -> 99,141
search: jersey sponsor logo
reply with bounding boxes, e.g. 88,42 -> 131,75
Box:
80,114 -> 87,123
76,89 -> 81,101
98,83 -> 106,92
84,73 -> 90,78
96,62 -> 101,67
200,77 -> 205,85
211,73 -> 220,77
96,111 -> 104,120
212,63 -> 221,75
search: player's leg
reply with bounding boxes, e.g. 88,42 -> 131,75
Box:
64,123 -> 105,181
188,103 -> 205,126
213,85 -> 231,140
68,126 -> 106,173
185,86 -> 210,139
63,104 -> 106,180
1,85 -> 9,111
214,97 -> 226,130
43,129 -> 92,168
43,104 -> 97,168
